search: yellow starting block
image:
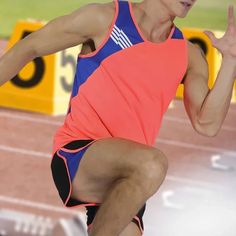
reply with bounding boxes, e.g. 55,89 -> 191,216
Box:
0,20 -> 81,115
176,28 -> 236,103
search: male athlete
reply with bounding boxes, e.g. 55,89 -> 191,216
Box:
0,0 -> 236,235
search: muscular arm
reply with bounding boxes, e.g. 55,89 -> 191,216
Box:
0,3 -> 106,86
183,5 -> 236,137
183,41 -> 236,137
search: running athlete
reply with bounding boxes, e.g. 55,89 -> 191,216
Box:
0,0 -> 236,235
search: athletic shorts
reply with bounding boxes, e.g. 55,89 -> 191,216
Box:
50,139 -> 146,234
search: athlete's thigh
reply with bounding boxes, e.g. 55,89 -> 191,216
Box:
71,136 -> 158,203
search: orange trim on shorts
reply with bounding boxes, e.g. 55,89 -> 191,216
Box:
60,139 -> 98,153
66,202 -> 101,209
88,223 -> 93,230
133,216 -> 144,235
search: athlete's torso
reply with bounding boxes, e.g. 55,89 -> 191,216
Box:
52,0 -> 188,155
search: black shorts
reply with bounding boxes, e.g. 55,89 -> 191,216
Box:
50,139 -> 146,234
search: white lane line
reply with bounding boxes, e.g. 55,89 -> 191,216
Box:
156,138 -> 236,157
1,111 -> 235,133
0,195 -> 78,215
211,154 -> 235,171
0,175 -> 222,214
0,145 -> 51,158
162,191 -> 184,210
1,137 -> 236,159
0,112 -> 62,126
166,175 -> 221,189
163,116 -> 236,132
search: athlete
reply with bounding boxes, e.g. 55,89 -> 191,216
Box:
0,0 -> 236,235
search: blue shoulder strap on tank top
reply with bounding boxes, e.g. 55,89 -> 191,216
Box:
115,0 -> 144,44
118,0 -> 183,40
70,0 -> 143,102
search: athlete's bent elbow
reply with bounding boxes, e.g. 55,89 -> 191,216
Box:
194,122 -> 219,137
204,126 -> 220,137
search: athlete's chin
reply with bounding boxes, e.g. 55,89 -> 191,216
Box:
176,11 -> 189,18
173,3 -> 193,18
174,9 -> 190,18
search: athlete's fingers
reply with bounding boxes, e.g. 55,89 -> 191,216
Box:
204,31 -> 217,46
227,5 -> 236,31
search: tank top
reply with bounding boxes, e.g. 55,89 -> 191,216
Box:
52,0 -> 188,156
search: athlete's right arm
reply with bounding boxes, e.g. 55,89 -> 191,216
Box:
0,3 -> 104,86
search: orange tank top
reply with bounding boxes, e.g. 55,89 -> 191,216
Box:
52,0 -> 188,156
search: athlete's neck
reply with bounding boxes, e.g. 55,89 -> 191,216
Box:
135,0 -> 175,39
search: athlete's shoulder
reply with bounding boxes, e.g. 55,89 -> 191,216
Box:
75,1 -> 116,24
185,40 -> 208,73
73,1 -> 112,14
186,40 -> 207,61
186,40 -> 198,49
71,1 -> 116,39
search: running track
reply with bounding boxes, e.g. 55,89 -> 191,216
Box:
0,39 -> 236,235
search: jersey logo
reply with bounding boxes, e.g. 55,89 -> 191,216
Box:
110,24 -> 133,49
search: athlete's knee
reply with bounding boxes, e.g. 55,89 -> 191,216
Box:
151,148 -> 169,176
133,149 -> 168,196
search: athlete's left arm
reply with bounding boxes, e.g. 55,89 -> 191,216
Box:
182,5 -> 236,137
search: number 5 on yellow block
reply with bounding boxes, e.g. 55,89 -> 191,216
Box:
0,20 -> 81,115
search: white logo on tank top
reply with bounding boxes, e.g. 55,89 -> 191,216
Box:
110,24 -> 133,49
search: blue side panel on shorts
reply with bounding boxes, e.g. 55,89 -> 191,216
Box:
58,146 -> 90,181
70,0 -> 144,99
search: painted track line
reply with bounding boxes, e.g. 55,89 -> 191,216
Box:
156,139 -> 236,157
166,175 -> 222,189
0,174 -> 223,214
1,111 -> 236,132
0,145 -> 51,158
0,112 -> 61,126
1,137 -> 236,159
163,116 -> 236,132
0,195 -> 78,215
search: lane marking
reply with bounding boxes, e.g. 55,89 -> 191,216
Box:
211,154 -> 235,171
156,139 -> 236,157
0,112 -> 61,126
163,116 -> 236,132
1,111 -> 235,133
0,145 -> 51,158
0,195 -> 78,216
162,190 -> 184,210
1,137 -> 236,159
166,175 -> 222,189
0,174 -> 223,215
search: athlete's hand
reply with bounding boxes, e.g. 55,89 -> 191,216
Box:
204,5 -> 236,60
